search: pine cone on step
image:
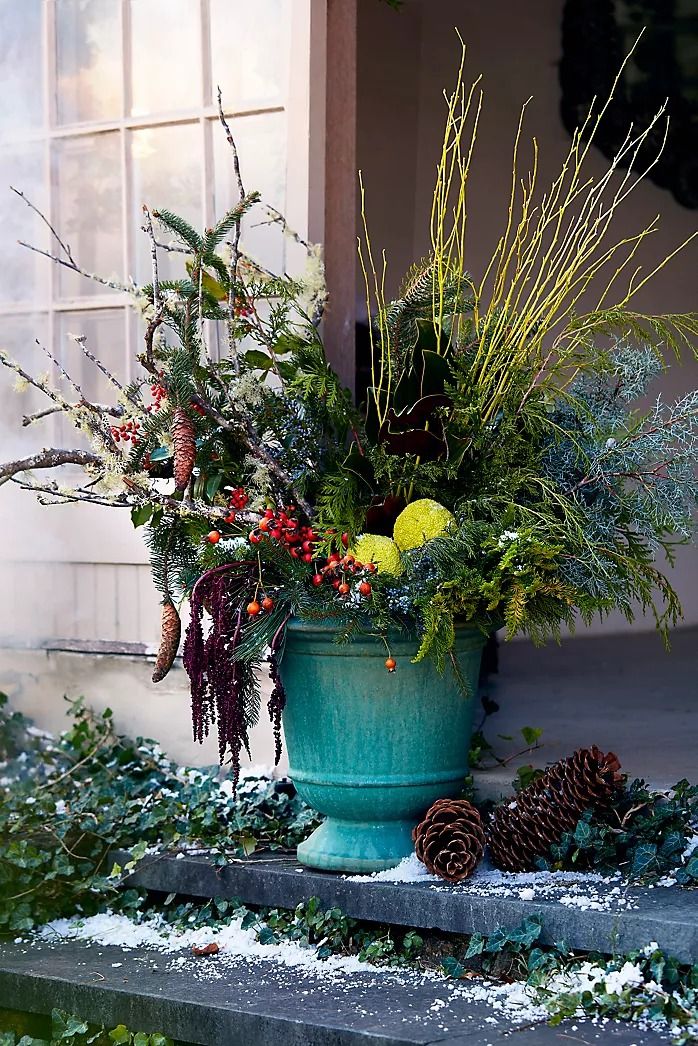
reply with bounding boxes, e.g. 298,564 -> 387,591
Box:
414,798 -> 486,882
171,407 -> 196,491
152,600 -> 181,682
488,746 -> 623,872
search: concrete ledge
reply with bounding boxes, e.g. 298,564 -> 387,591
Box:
116,851 -> 698,963
0,938 -> 669,1046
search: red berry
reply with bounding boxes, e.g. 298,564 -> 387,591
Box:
359,581 -> 372,597
207,530 -> 221,544
341,532 -> 349,547
302,552 -> 313,563
385,657 -> 397,672
312,573 -> 323,587
249,532 -> 262,544
247,600 -> 261,616
261,596 -> 274,612
258,518 -> 270,532
328,553 -> 341,564
224,512 -> 236,523
338,582 -> 350,595
332,579 -> 340,589
366,563 -> 377,573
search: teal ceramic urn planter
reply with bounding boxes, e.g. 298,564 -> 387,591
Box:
279,618 -> 485,873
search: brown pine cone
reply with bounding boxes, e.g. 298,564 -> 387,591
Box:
152,600 -> 181,682
171,407 -> 196,491
488,746 -> 622,872
414,798 -> 485,882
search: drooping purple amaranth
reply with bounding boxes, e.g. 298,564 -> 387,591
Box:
267,614 -> 290,765
183,561 -> 257,791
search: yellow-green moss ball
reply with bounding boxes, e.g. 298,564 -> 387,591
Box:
393,499 -> 455,551
351,533 -> 404,575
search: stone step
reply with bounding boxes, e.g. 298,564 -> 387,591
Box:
0,937 -> 670,1046
116,850 -> 698,963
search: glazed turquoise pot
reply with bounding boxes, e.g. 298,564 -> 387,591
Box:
279,618 -> 485,873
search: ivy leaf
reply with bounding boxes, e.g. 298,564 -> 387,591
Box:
257,925 -> 276,945
464,932 -> 485,959
441,956 -> 466,978
108,1027 -> 131,1045
52,1011 -> 90,1041
521,726 -> 543,746
573,820 -> 593,848
507,916 -> 543,949
630,842 -> 658,878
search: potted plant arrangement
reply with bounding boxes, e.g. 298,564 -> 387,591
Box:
2,55 -> 697,873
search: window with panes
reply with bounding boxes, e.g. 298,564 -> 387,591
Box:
0,0 -> 291,450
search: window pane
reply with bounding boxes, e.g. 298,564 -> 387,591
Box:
212,112 -> 287,274
0,313 -> 49,454
53,133 -> 123,299
54,308 -> 127,444
130,123 -> 202,283
0,143 -> 49,306
211,0 -> 290,109
0,2 -> 43,135
130,0 -> 201,115
56,0 -> 123,125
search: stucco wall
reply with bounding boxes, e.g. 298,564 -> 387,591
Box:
357,0 -> 698,631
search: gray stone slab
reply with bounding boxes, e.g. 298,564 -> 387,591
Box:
0,938 -> 670,1046
115,850 -> 698,964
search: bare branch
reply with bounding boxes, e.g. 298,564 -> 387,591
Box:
0,351 -> 68,407
11,185 -> 77,265
0,448 -> 102,487
217,87 -> 246,376
22,402 -> 124,427
141,205 -> 165,374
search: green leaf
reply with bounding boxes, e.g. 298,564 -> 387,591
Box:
573,820 -> 593,848
521,726 -> 543,746
258,926 -> 276,945
507,916 -> 543,949
241,835 -> 257,857
131,504 -> 153,529
464,932 -> 485,958
108,1026 -> 131,1045
441,956 -> 466,978
243,349 -> 273,371
205,474 -> 222,501
132,1033 -> 150,1046
630,842 -> 658,878
52,1012 -> 90,1041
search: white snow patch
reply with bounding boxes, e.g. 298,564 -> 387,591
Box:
345,853 -> 439,883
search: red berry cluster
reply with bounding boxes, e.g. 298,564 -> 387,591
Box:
248,507 -> 319,563
111,419 -> 141,444
147,382 -> 167,413
247,594 -> 275,617
222,486 -> 249,525
311,553 -> 374,598
234,296 -> 253,319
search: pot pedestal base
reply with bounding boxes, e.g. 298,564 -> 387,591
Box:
297,817 -> 415,873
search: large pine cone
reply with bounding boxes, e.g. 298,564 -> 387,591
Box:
414,798 -> 485,882
171,407 -> 196,491
152,600 -> 181,682
488,746 -> 622,872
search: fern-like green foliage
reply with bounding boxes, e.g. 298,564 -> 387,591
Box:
385,257 -> 472,362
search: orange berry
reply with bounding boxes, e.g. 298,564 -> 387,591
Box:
338,582 -> 350,595
261,596 -> 274,612
358,581 -> 372,597
385,657 -> 397,672
207,530 -> 221,544
247,600 -> 261,616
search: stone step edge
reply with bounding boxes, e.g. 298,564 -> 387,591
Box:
113,850 -> 697,964
0,938 -> 669,1046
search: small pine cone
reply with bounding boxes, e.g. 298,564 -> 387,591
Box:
171,407 -> 196,491
488,746 -> 622,872
152,600 -> 181,682
414,798 -> 485,882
